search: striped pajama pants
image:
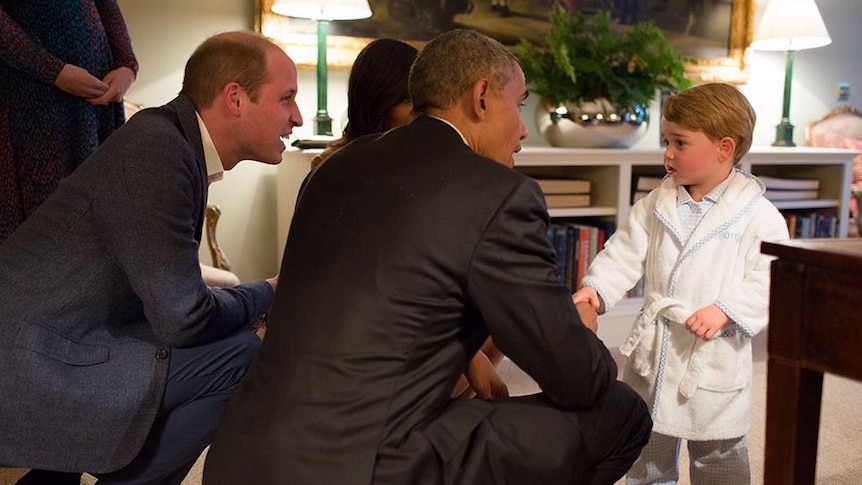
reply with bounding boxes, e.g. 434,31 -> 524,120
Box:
626,431 -> 750,485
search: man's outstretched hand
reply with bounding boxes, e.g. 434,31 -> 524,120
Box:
575,301 -> 599,334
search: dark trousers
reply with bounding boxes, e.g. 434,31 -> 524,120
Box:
374,380 -> 652,485
17,330 -> 261,485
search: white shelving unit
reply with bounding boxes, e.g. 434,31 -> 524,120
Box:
277,145 -> 857,348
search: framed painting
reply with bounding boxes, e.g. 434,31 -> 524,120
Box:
254,0 -> 755,83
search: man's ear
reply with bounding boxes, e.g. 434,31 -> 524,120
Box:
221,82 -> 243,117
472,79 -> 490,119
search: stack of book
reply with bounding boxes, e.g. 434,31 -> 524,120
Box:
758,175 -> 820,202
535,178 -> 591,208
631,175 -> 664,204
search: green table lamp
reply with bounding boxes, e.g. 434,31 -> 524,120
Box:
272,0 -> 372,136
750,0 -> 831,147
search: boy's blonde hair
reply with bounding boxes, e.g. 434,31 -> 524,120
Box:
662,83 -> 756,165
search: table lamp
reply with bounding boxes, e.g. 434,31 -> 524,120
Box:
750,0 -> 831,147
272,0 -> 372,136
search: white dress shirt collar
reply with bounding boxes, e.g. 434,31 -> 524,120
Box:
196,113 -> 224,184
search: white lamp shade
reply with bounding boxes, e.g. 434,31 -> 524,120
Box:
751,0 -> 831,51
271,0 -> 372,21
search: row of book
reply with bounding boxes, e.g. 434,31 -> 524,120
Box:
632,174 -> 824,204
544,213 -> 835,299
546,219 -> 616,291
539,177 -> 835,295
538,173 -> 825,208
633,174 -> 836,236
784,210 -> 839,239
547,219 -> 645,297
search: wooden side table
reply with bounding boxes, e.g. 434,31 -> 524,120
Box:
761,238 -> 862,484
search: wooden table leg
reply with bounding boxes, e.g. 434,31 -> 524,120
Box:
763,357 -> 824,485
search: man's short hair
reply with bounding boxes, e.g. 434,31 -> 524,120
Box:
181,31 -> 280,109
409,29 -> 518,115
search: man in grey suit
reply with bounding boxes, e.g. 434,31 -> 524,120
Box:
204,29 -> 650,485
0,31 -> 303,484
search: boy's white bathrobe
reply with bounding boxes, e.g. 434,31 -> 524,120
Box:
581,169 -> 789,440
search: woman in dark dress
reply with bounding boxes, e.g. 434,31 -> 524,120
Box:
0,0 -> 137,242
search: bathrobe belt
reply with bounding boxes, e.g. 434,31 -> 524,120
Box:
620,295 -> 709,399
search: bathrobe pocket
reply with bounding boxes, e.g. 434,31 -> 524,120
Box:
697,335 -> 751,392
628,319 -> 660,377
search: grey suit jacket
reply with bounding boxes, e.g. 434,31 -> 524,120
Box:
0,95 -> 273,473
204,116 -> 618,485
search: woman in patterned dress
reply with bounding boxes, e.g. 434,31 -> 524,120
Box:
0,0 -> 137,242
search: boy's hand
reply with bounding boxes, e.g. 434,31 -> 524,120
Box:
572,286 -> 600,310
575,301 -> 599,333
685,304 -> 730,341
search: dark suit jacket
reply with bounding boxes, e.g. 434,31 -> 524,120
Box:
204,116 -> 618,484
0,95 -> 273,473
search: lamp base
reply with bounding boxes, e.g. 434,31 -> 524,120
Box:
772,120 -> 796,147
314,111 -> 333,137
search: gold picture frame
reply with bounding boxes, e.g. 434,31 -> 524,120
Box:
685,0 -> 755,85
254,0 -> 755,84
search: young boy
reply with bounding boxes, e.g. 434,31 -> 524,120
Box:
573,83 -> 789,484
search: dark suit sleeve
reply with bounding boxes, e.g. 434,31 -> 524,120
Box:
466,178 -> 617,410
93,120 -> 272,347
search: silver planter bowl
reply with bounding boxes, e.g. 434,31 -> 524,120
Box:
536,98 -> 649,148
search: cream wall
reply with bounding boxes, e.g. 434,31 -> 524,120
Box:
120,0 -> 861,282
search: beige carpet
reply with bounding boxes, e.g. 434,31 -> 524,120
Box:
3,334 -> 861,484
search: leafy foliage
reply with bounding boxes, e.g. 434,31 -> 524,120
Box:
517,7 -> 691,108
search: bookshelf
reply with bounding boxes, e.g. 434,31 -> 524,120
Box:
514,146 -> 854,234
276,145 -> 856,347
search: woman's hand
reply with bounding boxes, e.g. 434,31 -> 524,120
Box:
88,66 -> 136,105
54,63 -> 109,99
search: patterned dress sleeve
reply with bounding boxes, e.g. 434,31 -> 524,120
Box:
94,0 -> 139,74
0,8 -> 65,84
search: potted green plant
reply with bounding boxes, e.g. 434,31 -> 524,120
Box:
517,7 -> 691,148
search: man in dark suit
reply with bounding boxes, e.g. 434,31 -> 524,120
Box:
203,29 -> 650,485
0,31 -> 303,484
